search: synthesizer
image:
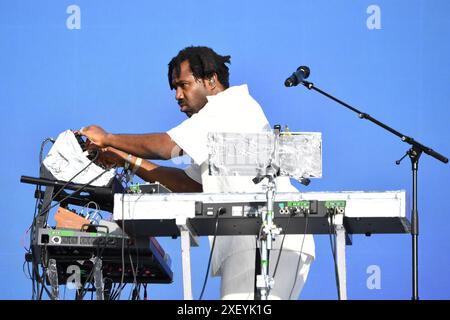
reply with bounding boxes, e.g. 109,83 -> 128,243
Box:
37,227 -> 173,284
113,190 -> 410,237
20,176 -> 170,212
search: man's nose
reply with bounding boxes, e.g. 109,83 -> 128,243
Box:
175,87 -> 183,101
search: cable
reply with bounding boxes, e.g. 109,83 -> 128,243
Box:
105,168 -> 130,301
28,178 -> 44,299
288,209 -> 309,299
37,267 -> 46,300
103,277 -> 113,300
41,168 -> 112,224
31,209 -> 56,300
127,251 -> 138,300
28,185 -> 42,300
107,175 -> 132,300
110,283 -> 127,300
130,283 -> 141,300
39,137 -> 55,167
22,260 -> 31,280
83,201 -> 101,218
328,209 -> 341,299
198,207 -> 222,300
23,188 -> 41,252
143,283 -> 148,300
23,260 -> 36,300
29,137 -> 125,300
271,211 -> 294,278
108,283 -> 117,300
38,150 -> 101,219
76,230 -> 111,300
114,187 -> 128,300
74,201 -> 127,300
28,138 -> 54,299
34,250 -> 53,300
116,175 -> 144,301
128,189 -> 147,301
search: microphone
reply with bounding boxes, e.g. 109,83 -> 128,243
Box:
284,66 -> 310,87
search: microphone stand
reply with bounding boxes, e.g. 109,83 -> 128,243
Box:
299,79 -> 448,300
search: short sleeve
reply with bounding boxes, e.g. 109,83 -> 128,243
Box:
167,113 -> 208,165
184,161 -> 202,184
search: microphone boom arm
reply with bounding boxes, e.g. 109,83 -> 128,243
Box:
294,76 -> 448,301
300,80 -> 448,164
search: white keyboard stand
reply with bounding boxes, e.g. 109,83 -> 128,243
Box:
114,190 -> 408,300
176,217 -> 199,300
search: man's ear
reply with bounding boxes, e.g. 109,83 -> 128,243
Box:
206,74 -> 218,90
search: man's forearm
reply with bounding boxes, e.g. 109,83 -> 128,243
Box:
132,156 -> 202,193
107,132 -> 181,160
138,166 -> 202,193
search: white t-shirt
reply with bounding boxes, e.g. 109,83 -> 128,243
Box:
167,84 -> 315,276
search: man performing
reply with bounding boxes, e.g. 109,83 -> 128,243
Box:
80,46 -> 315,300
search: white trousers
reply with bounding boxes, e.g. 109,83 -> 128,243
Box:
220,249 -> 314,300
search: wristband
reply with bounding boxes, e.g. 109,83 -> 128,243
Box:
132,157 -> 142,175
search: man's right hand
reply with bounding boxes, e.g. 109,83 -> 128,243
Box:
79,125 -> 111,148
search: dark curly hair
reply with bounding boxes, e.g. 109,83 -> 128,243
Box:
168,46 -> 231,90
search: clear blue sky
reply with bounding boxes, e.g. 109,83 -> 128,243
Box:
1,0 -> 449,300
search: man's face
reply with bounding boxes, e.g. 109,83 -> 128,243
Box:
171,60 -> 211,118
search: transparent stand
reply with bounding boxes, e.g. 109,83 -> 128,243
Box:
207,128 -> 322,300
